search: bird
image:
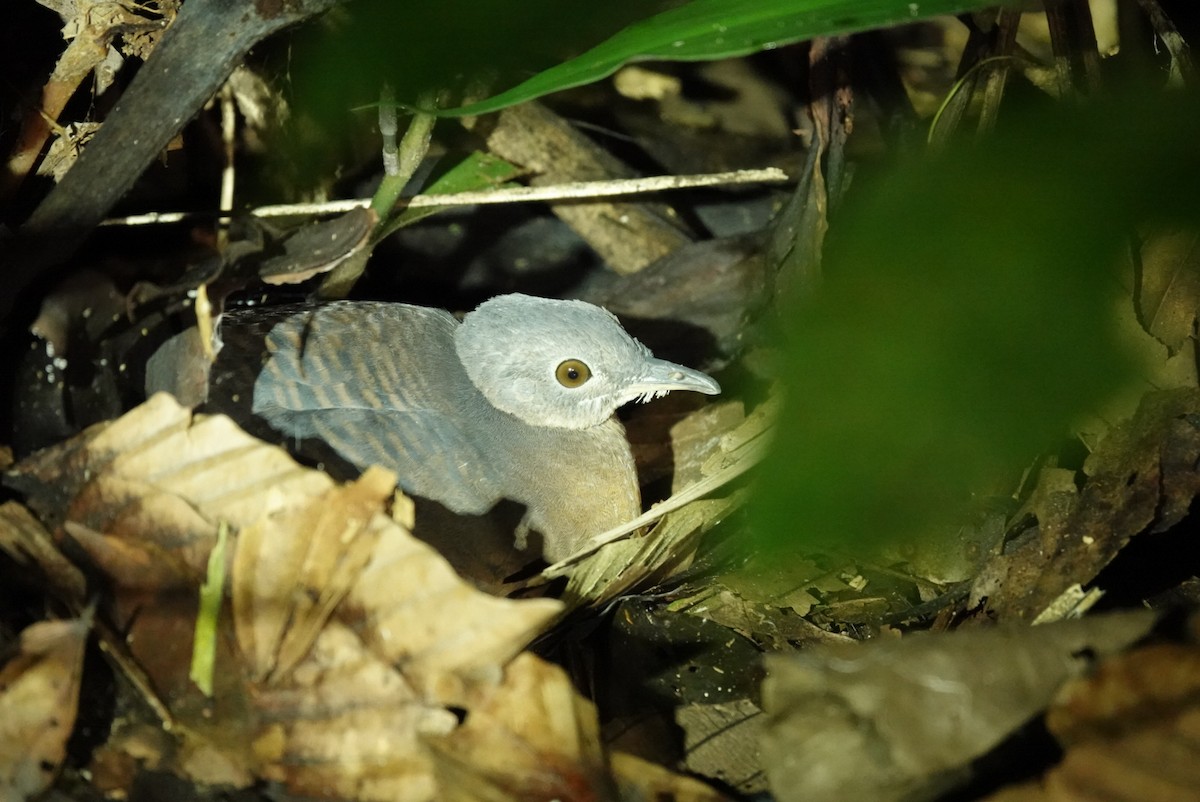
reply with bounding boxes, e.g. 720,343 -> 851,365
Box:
160,294 -> 720,562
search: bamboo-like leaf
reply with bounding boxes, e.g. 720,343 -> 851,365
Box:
440,0 -> 993,116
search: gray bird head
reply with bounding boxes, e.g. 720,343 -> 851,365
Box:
454,294 -> 720,429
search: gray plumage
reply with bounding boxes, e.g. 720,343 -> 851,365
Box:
210,294 -> 719,560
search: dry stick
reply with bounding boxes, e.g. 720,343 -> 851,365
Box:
478,102 -> 694,275
1068,0 -> 1105,95
216,83 -> 237,251
977,8 -> 1023,136
1135,0 -> 1197,86
1042,0 -> 1104,96
100,168 -> 790,227
1043,4 -> 1081,96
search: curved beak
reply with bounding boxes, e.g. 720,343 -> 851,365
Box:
626,357 -> 721,403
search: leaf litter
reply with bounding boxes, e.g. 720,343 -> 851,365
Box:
4,393 -> 707,801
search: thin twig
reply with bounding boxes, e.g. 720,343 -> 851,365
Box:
216,83 -> 237,250
99,168 -> 791,227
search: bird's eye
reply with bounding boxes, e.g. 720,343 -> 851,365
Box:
555,359 -> 591,388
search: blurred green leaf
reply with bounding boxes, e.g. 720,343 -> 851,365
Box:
754,93 -> 1200,556
440,0 -> 994,116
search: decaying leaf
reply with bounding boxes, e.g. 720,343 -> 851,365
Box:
253,622 -> 457,802
973,388 -> 1200,620
611,751 -> 737,802
425,652 -> 614,802
760,610 -> 1157,802
675,699 -> 765,794
4,0 -> 172,195
1048,641 -> 1200,746
36,121 -> 102,181
0,501 -> 87,603
982,641 -> 1200,802
7,394 -> 565,800
0,612 -> 92,801
10,392 -> 333,537
665,399 -> 749,492
257,208 -> 377,285
1136,226 -> 1200,354
234,466 -> 395,683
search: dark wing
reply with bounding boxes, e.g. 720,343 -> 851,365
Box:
249,302 -> 507,515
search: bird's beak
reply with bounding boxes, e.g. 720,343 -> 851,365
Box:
626,357 -> 721,403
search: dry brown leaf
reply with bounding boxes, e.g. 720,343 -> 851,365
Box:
5,0 -> 169,196
0,500 -> 86,603
425,653 -> 730,802
36,121 -> 102,181
973,388 -> 1200,620
254,623 -> 456,802
257,208 -> 377,285
1041,722 -> 1200,802
666,399 -> 748,493
344,530 -> 563,702
424,652 -> 614,802
9,394 -> 565,800
12,393 -> 332,532
0,612 -> 92,800
1137,226 -> 1200,353
983,642 -> 1200,802
548,496 -> 736,611
234,466 -> 395,682
1048,642 -> 1200,744
760,611 -> 1157,802
477,102 -> 692,275
676,699 -> 765,794
611,751 -> 737,802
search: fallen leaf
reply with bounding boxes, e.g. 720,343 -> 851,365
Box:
676,698 -> 765,794
611,750 -> 736,802
234,467 -> 395,683
0,500 -> 86,603
983,641 -> 1200,802
548,495 -> 737,611
760,611 -> 1157,802
973,388 -> 1200,620
8,394 -> 564,799
424,652 -> 615,802
253,622 -> 456,802
1137,226 -> 1200,353
1047,642 -> 1200,745
0,612 -> 92,800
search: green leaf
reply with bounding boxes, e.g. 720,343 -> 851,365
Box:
424,151 -> 525,196
190,521 -> 229,698
373,151 -> 524,241
440,0 -> 994,117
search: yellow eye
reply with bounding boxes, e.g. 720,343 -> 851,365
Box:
555,359 -> 591,388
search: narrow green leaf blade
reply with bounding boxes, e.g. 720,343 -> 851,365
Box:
441,0 -> 995,116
